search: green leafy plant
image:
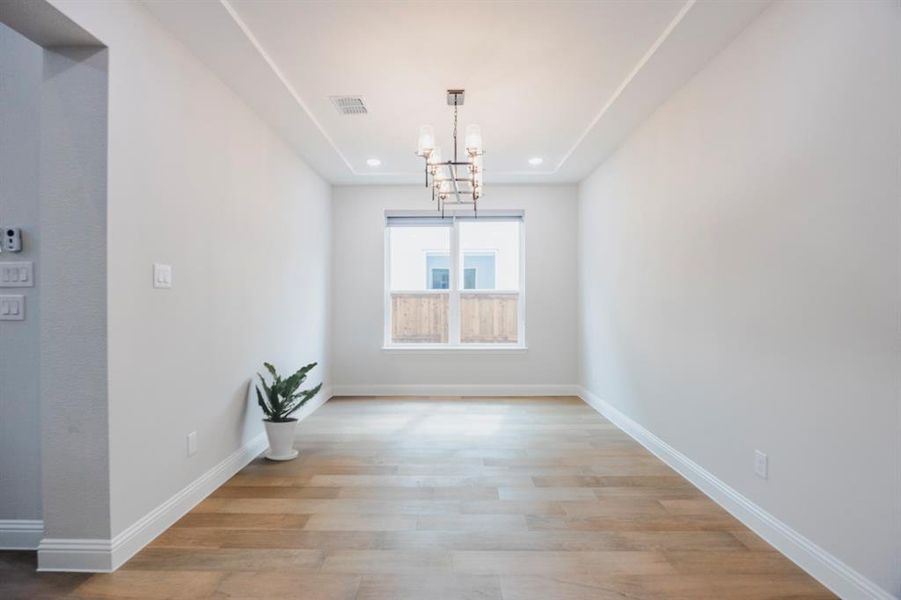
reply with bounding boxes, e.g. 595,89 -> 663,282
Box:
256,362 -> 323,422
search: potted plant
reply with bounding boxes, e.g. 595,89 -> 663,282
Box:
255,361 -> 322,461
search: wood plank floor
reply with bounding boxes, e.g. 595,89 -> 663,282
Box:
1,396 -> 834,599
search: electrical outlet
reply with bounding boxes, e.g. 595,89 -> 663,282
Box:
187,431 -> 198,457
754,450 -> 768,479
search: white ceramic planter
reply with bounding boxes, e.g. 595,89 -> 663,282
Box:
263,419 -> 299,461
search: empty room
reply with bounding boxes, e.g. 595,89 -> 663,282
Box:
0,0 -> 898,598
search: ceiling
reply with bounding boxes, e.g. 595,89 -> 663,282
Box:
142,0 -> 770,185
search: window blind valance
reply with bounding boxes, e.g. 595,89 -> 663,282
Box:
385,209 -> 524,227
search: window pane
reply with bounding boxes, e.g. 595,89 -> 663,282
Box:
389,226 -> 449,343
459,220 -> 520,343
390,227 -> 450,291
430,268 -> 449,290
458,221 -> 519,290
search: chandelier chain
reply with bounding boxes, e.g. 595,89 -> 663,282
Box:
453,103 -> 458,163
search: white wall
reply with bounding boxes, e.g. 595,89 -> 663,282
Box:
48,0 -> 333,541
578,1 -> 900,596
332,185 -> 578,392
0,24 -> 43,526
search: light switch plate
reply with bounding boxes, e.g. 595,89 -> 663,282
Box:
0,262 -> 34,287
0,295 -> 25,320
754,450 -> 768,479
153,263 -> 172,289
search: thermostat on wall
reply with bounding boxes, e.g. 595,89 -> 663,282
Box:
2,227 -> 22,253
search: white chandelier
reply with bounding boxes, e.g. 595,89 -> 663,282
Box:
416,89 -> 483,215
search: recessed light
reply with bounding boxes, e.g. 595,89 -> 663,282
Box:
366,158 -> 381,167
528,157 -> 543,166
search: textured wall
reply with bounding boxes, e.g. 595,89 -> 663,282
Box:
0,24 -> 43,524
39,45 -> 110,540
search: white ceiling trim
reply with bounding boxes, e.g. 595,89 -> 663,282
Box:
220,0 -> 415,179
548,0 -> 695,175
218,0 -> 697,180
218,0 -> 358,175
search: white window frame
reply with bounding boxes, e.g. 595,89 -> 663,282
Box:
384,210 -> 526,351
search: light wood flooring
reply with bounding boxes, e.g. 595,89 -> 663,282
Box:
1,396 -> 834,599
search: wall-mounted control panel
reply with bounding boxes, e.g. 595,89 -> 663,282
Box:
2,227 -> 23,253
0,295 -> 25,320
0,262 -> 33,287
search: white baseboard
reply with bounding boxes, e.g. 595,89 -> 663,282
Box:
107,432 -> 269,571
0,519 -> 44,550
331,384 -> 580,397
37,387 -> 334,573
36,538 -> 115,572
577,387 -> 896,600
37,433 -> 267,573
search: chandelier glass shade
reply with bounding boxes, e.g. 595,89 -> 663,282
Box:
416,89 -> 483,215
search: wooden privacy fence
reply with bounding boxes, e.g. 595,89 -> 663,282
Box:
391,293 -> 448,343
391,292 -> 518,343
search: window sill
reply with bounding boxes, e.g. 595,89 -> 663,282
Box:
382,344 -> 528,355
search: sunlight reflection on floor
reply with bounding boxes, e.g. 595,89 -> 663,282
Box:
411,414 -> 506,435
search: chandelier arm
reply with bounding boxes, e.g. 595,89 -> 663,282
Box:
450,163 -> 462,205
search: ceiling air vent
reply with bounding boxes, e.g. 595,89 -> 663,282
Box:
330,96 -> 368,115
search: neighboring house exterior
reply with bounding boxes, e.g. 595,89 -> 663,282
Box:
425,252 -> 496,290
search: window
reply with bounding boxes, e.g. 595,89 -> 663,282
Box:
463,267 -> 477,290
385,212 -> 524,347
430,268 -> 449,290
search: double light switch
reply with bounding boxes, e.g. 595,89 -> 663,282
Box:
0,295 -> 24,320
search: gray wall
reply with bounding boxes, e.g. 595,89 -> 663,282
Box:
0,21 -> 110,544
577,1 -> 900,595
39,44 -> 110,540
0,23 -> 43,524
